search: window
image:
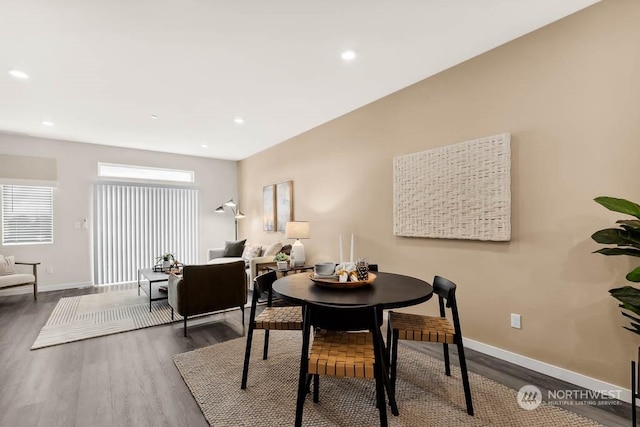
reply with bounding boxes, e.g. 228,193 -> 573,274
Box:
98,162 -> 195,183
1,185 -> 54,245
93,183 -> 198,285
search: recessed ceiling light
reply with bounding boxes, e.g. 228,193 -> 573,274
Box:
341,50 -> 356,61
201,144 -> 208,148
234,117 -> 245,124
9,70 -> 29,79
150,115 -> 158,119
42,121 -> 54,126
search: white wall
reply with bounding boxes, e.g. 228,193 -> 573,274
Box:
0,132 -> 238,291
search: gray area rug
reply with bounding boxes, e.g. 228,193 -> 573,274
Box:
174,332 -> 603,426
31,288 -> 182,349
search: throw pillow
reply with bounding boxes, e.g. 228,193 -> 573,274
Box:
280,244 -> 292,256
223,239 -> 246,257
241,245 -> 263,265
0,255 -> 17,276
263,242 -> 283,257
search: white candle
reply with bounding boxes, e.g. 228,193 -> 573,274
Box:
339,234 -> 343,263
350,234 -> 354,263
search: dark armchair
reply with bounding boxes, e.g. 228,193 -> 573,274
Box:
168,261 -> 247,336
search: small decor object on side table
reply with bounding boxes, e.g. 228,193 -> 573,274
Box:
356,257 -> 369,281
274,252 -> 289,270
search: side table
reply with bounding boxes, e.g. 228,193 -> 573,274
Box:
266,265 -> 314,276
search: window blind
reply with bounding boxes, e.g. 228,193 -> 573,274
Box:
1,185 -> 54,245
93,183 -> 198,285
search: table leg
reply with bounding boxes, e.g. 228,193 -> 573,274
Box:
149,281 -> 152,312
137,270 -> 140,296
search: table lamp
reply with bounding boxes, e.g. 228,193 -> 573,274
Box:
285,221 -> 310,266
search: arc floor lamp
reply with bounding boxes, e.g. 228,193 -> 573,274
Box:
215,198 -> 245,240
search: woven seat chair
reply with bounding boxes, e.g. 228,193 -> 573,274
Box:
241,270 -> 303,389
387,275 -> 474,416
295,301 -> 398,427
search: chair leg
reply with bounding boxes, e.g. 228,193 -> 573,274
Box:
313,374 -> 319,403
241,322 -> 256,389
443,343 -> 451,376
295,366 -> 308,427
456,340 -> 474,416
386,315 -> 392,363
33,282 -> 38,300
263,329 -> 271,359
183,314 -> 188,337
241,305 -> 245,326
375,358 -> 389,427
305,373 -> 313,393
390,330 -> 399,397
171,307 -> 174,320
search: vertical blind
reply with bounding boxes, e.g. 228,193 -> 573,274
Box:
1,185 -> 54,245
93,183 -> 198,285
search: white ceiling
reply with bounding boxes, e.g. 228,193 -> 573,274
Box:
0,0 -> 599,161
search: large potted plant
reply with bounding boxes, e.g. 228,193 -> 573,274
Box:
591,196 -> 640,424
591,196 -> 640,334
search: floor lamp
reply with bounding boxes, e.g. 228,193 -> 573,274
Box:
215,198 -> 245,240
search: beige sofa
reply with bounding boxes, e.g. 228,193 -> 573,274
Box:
207,242 -> 286,285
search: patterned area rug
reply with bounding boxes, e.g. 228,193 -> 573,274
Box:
31,289 -> 183,349
174,333 -> 603,427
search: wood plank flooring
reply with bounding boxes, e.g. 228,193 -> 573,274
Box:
0,287 -> 632,427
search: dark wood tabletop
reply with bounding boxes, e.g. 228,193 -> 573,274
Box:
272,271 -> 433,309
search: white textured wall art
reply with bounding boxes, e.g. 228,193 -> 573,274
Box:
393,133 -> 511,241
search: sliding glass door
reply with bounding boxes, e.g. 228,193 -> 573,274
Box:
93,182 -> 198,285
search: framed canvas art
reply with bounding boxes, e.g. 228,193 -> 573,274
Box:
276,180 -> 293,232
263,184 -> 276,232
393,133 -> 511,241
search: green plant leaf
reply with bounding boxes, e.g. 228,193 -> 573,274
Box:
595,197 -> 640,219
617,220 -> 640,230
593,248 -> 640,257
621,310 -> 640,323
626,266 -> 640,282
610,286 -> 640,308
591,229 -> 640,248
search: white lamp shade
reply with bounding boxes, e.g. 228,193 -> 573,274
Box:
285,221 -> 310,239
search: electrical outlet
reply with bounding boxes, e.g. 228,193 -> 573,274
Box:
511,313 -> 521,329
46,266 -> 54,274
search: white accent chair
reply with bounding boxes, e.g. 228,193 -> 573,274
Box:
0,261 -> 40,300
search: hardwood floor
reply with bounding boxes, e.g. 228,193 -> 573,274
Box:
0,287 -> 632,427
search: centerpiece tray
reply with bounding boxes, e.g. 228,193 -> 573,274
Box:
309,272 -> 376,289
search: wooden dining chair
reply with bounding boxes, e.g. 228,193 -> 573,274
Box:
295,301 -> 398,427
241,270 -> 303,389
387,275 -> 474,416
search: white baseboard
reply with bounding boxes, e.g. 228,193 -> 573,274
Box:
0,281 -> 93,297
463,337 -> 633,404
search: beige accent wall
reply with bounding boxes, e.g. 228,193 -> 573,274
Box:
239,0 -> 640,388
0,133 -> 238,289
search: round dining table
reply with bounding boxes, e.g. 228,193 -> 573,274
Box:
272,271 -> 433,309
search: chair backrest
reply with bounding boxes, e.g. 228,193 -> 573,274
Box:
433,275 -> 463,337
253,270 -> 278,306
179,261 -> 247,315
254,270 -> 277,293
305,301 -> 383,332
